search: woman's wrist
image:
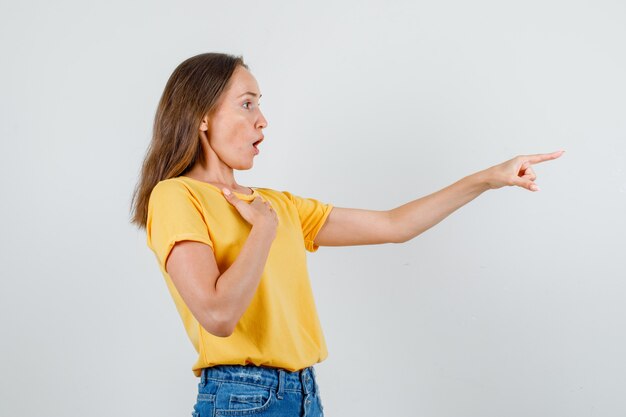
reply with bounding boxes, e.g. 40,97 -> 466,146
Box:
467,169 -> 494,192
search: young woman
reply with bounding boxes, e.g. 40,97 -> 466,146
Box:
130,52 -> 563,417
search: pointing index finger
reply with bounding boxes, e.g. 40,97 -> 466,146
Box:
524,150 -> 565,165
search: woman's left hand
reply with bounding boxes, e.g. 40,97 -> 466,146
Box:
481,150 -> 565,192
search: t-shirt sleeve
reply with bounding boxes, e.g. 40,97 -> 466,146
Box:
146,180 -> 214,271
282,191 -> 334,253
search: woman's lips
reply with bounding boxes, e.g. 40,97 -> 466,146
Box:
252,136 -> 263,155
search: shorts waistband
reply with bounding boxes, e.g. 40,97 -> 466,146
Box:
200,364 -> 318,396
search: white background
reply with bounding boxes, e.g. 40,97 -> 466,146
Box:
1,1 -> 625,416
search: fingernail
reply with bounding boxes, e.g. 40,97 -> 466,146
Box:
222,188 -> 231,196
531,184 -> 540,191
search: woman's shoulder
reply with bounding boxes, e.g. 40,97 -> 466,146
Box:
255,187 -> 294,200
151,177 -> 192,195
148,177 -> 200,207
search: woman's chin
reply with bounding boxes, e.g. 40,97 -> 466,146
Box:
234,159 -> 254,170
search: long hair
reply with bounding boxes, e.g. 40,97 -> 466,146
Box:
129,52 -> 248,229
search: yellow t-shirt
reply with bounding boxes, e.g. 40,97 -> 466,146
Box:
146,176 -> 334,377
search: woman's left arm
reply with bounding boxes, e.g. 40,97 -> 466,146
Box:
314,150 -> 564,247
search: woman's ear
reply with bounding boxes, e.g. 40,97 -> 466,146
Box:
199,117 -> 209,132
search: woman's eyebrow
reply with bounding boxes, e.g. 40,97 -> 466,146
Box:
237,91 -> 262,98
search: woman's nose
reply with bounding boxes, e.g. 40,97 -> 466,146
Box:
257,110 -> 268,129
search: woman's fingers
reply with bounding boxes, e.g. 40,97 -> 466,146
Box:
522,150 -> 565,166
512,176 -> 539,191
521,166 -> 537,181
484,150 -> 564,190
513,151 -> 563,191
515,164 -> 539,191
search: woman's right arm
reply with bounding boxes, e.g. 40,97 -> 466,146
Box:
165,191 -> 278,338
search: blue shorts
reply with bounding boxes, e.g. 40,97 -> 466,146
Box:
192,364 -> 325,416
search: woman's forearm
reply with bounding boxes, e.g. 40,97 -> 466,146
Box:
388,150 -> 565,243
389,170 -> 491,243
213,224 -> 276,336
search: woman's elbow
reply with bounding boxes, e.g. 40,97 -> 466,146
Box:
201,311 -> 235,338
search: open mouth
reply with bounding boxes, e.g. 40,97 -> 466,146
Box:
252,137 -> 264,150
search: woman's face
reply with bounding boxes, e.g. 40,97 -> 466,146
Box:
200,65 -> 268,170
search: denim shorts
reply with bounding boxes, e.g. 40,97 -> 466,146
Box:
192,364 -> 325,417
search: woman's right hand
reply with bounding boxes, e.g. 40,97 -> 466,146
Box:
222,188 -> 278,234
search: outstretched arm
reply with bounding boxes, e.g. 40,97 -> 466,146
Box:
314,150 -> 564,247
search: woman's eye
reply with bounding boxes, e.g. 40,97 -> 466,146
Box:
243,101 -> 260,110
